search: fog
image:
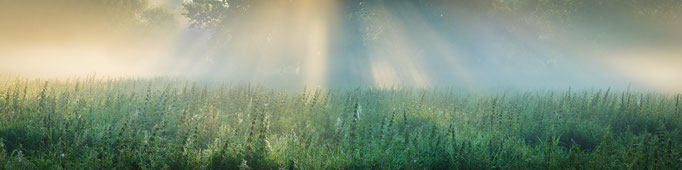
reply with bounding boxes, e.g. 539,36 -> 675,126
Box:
1,0 -> 681,92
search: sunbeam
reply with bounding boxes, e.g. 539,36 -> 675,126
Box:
2,1 -> 682,169
0,0 -> 681,91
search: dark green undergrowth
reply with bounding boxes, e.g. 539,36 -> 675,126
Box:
0,78 -> 681,169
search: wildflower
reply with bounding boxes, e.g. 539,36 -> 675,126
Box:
356,104 -> 362,120
239,159 -> 250,170
335,117 -> 341,127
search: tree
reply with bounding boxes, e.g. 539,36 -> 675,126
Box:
183,0 -> 255,30
183,0 -> 229,29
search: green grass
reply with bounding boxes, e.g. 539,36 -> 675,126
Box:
0,77 -> 681,169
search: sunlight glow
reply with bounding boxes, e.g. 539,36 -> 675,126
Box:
604,48 -> 682,92
0,0 -> 681,91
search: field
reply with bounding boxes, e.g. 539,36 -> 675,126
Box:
0,77 -> 681,169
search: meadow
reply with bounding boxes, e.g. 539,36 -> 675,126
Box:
0,77 -> 680,169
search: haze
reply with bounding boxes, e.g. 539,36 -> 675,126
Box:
1,0 -> 681,91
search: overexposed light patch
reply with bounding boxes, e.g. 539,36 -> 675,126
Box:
603,48 -> 682,92
296,0 -> 337,87
204,0 -> 339,87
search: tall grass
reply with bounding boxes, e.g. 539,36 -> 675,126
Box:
0,77 -> 680,169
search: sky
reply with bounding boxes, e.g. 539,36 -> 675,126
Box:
0,0 -> 681,92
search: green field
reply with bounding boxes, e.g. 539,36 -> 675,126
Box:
0,78 -> 680,169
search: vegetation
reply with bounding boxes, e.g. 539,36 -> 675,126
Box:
0,77 -> 680,169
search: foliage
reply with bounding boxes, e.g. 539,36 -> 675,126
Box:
0,77 -> 680,169
183,0 -> 252,29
